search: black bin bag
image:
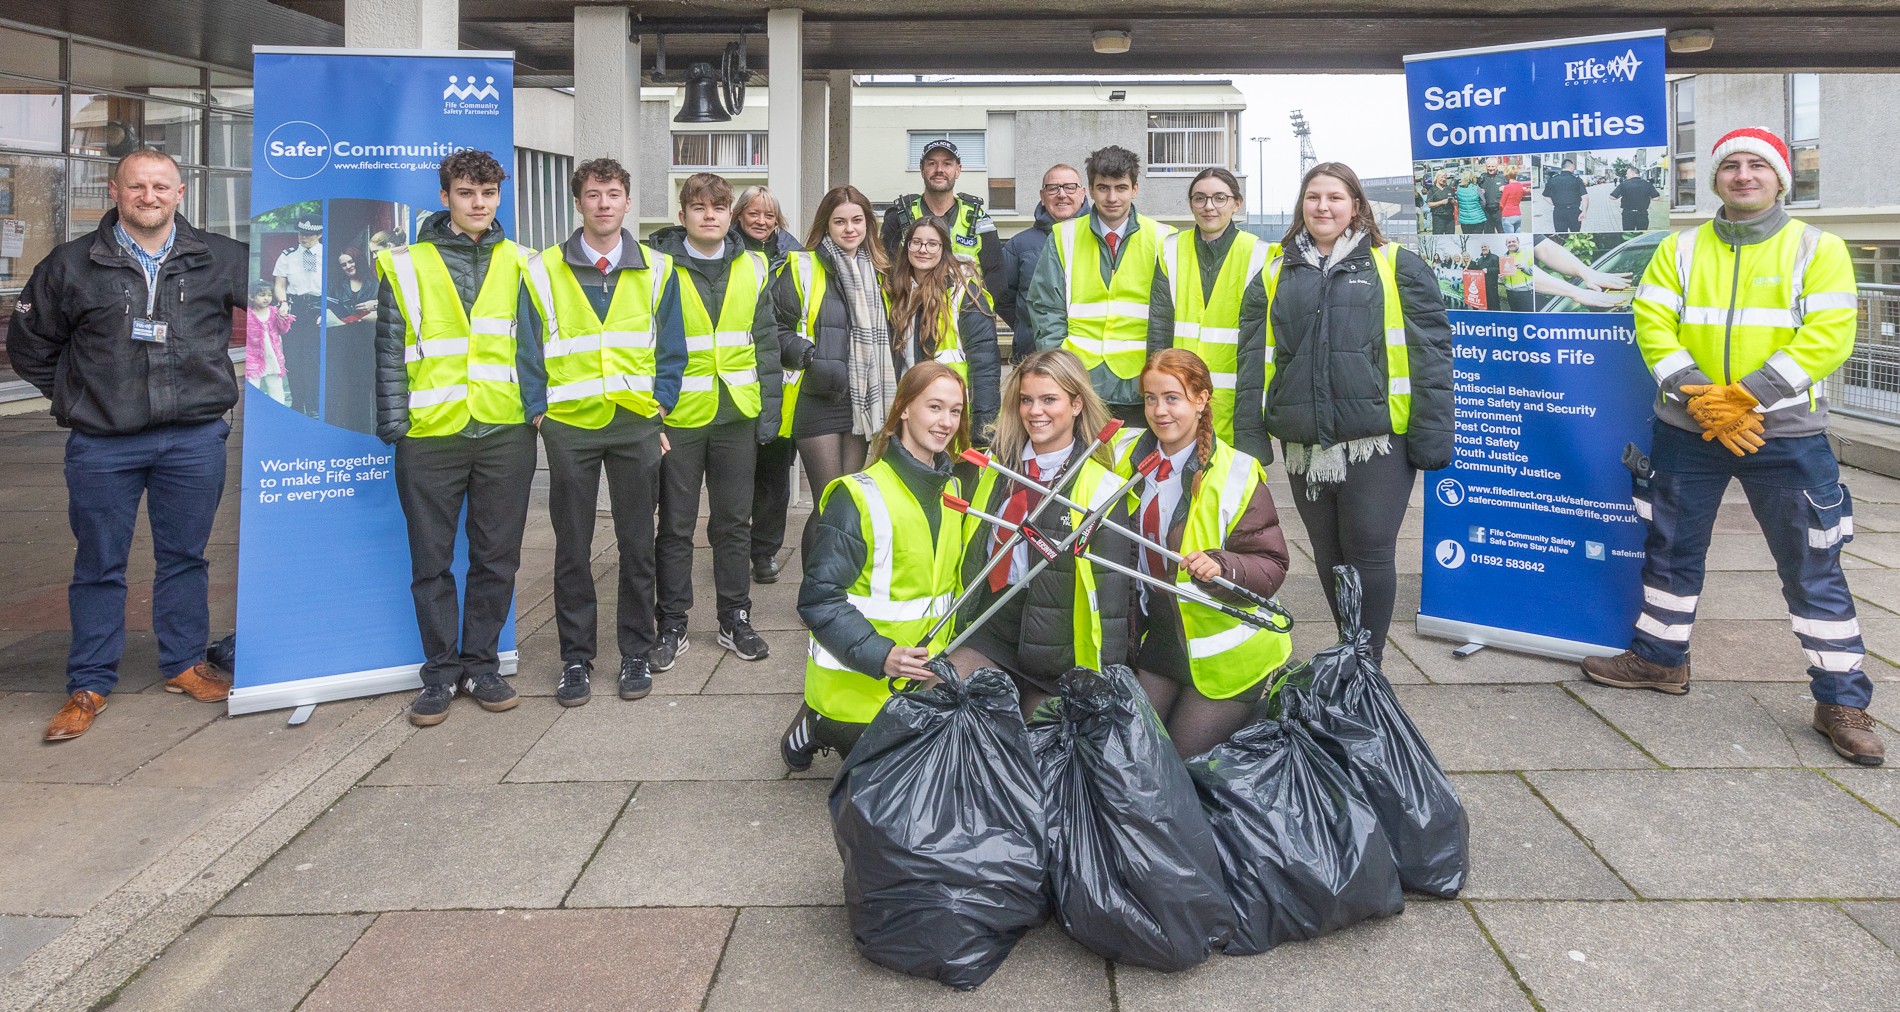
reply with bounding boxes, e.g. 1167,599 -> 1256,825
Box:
1189,686 -> 1404,954
1029,665 -> 1234,971
829,658 -> 1049,991
1305,565 -> 1470,897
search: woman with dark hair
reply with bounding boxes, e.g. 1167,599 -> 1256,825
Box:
1264,161 -> 1454,663
946,348 -> 1133,717
323,247 -> 378,431
780,361 -> 970,769
887,217 -> 1001,445
1151,166 -> 1275,462
1119,347 -> 1292,758
774,185 -> 896,565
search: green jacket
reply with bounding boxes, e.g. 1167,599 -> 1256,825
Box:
1021,206 -> 1165,407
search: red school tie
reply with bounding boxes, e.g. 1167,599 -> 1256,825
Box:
988,460 -> 1042,593
596,256 -> 611,273
1104,230 -> 1121,259
1142,457 -> 1175,580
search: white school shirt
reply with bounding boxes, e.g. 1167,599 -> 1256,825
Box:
1006,441 -> 1076,584
1136,442 -> 1197,607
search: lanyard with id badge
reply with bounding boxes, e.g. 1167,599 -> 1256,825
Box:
128,244 -> 169,345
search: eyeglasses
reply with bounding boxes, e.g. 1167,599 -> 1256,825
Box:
1189,193 -> 1237,208
908,239 -> 942,252
1041,183 -> 1082,195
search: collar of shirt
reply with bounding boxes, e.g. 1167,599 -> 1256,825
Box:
1092,215 -> 1131,242
683,239 -> 725,261
115,219 -> 176,283
585,236 -> 625,270
1006,440 -> 1076,583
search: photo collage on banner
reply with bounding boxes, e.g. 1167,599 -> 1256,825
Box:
1404,31 -> 1670,657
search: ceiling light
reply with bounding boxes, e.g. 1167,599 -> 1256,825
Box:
1092,30 -> 1131,55
1108,89 -> 1127,101
1666,28 -> 1715,54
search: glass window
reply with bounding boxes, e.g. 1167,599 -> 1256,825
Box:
672,131 -> 767,170
1790,145 -> 1820,204
0,76 -> 64,152
209,86 -> 254,113
0,154 -> 68,378
1789,74 -> 1820,143
0,26 -> 62,82
71,92 -> 204,165
905,130 -> 986,169
209,110 -> 250,168
1148,111 -> 1230,172
1672,79 -> 1696,209
988,178 -> 1016,215
203,171 -> 248,244
68,158 -> 112,239
71,42 -> 203,99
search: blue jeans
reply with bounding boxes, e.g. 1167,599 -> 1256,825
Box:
64,419 -> 229,696
1631,420 -> 1871,707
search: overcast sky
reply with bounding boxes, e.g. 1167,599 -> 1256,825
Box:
1232,74 -> 1414,214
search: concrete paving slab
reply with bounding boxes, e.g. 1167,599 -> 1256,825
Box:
1843,466 -> 1900,504
680,550 -> 806,632
125,700 -> 364,790
704,907 -> 1110,1011
1746,685 -> 1893,768
507,693 -> 801,782
1665,619 -> 1900,682
361,695 -> 562,786
1452,774 -> 1630,900
1704,533 -> 1879,571
1386,627 -> 1579,684
0,915 -> 70,975
1829,769 -> 1900,821
1846,568 -> 1900,616
302,909 -> 732,1012
1840,901 -> 1900,950
217,782 -> 630,914
1846,500 -> 1900,532
105,914 -> 373,1012
0,691 -> 223,784
1117,902 -> 1527,1012
1841,532 -> 1900,567
1690,569 -> 1807,620
1475,900 -> 1900,1010
703,632 -> 812,694
1527,769 -> 1900,899
0,782 -> 225,916
0,631 -> 165,694
512,625 -> 719,696
1566,682 -> 1806,768
567,780 -> 839,907
1392,685 -> 1659,772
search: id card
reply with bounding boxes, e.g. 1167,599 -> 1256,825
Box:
131,319 -> 169,344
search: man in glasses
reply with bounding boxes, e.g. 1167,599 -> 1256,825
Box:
997,164 -> 1091,359
880,139 -> 1002,295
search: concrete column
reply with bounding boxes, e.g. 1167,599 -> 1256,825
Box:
572,5 -> 642,198
827,70 -> 852,191
801,77 -> 828,230
767,9 -> 804,230
344,0 -> 459,50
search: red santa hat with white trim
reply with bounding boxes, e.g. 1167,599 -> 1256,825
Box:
1707,126 -> 1792,196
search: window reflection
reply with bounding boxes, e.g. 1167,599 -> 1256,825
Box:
70,93 -> 203,164
0,77 -> 63,152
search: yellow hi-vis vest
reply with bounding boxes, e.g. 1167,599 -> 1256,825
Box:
779,251 -> 824,438
520,245 -> 672,428
670,250 -> 768,429
924,283 -> 979,383
1159,230 -> 1276,443
958,455 -> 1122,671
804,458 -> 965,723
1052,214 -> 1175,380
1633,218 -> 1857,416
1263,242 -> 1411,435
376,240 -> 526,438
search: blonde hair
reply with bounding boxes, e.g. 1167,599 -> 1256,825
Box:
993,349 -> 1114,471
734,185 -> 785,230
870,361 -> 971,464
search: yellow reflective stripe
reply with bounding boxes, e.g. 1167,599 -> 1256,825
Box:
1209,371 -> 1237,390
782,369 -> 800,385
935,348 -> 967,364
1242,239 -> 1272,286
852,472 -> 894,600
1216,450 -> 1253,535
1761,391 -> 1813,413
604,374 -> 655,395
409,384 -> 467,408
847,592 -> 954,623
720,368 -> 760,387
471,318 -> 514,336
405,337 -> 469,362
1766,350 -> 1812,391
1391,377 -> 1412,395
715,329 -> 753,347
602,330 -> 654,349
684,335 -> 716,353
522,251 -> 559,338
1069,299 -> 1154,318
1636,613 -> 1693,642
1803,291 -> 1857,312
1636,284 -> 1684,313
387,247 -> 425,338
1199,326 -> 1240,345
1681,306 -> 1798,329
679,376 -> 715,392
1650,348 -> 1697,383
1385,325 -> 1407,348
808,635 -> 848,671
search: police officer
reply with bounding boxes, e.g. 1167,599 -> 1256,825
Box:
1586,127 -> 1884,766
519,158 -> 686,707
273,218 -> 324,416
880,139 -> 1002,297
375,149 -> 541,728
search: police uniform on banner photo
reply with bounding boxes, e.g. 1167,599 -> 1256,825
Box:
273,219 -> 325,417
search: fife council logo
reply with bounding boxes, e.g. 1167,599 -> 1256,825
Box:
262,120 -> 332,181
1564,48 -> 1644,86
444,75 -> 500,101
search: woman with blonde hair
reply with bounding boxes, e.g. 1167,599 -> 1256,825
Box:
886,217 -> 1001,446
732,185 -> 801,261
738,184 -> 802,583
946,348 -> 1134,716
781,361 -> 970,769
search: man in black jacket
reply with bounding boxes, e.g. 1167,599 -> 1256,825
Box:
996,164 -> 1089,357
7,149 -> 246,740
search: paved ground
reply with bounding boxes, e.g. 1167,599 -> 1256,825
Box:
0,400 -> 1897,1012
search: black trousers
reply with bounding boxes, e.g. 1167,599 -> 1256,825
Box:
284,294 -> 323,419
1622,207 -> 1649,231
751,435 -> 797,564
1108,402 -> 1148,429
542,410 -> 662,665
393,425 -> 537,687
658,417 -> 756,625
1286,436 -> 1417,665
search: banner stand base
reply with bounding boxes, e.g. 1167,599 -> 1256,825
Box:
288,704 -> 316,727
227,650 -> 519,717
1415,615 -> 1620,664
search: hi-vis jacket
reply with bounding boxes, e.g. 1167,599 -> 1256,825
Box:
1634,209 -> 1857,439
520,237 -> 675,428
377,237 -> 526,438
1026,209 -> 1177,406
1156,229 -> 1276,445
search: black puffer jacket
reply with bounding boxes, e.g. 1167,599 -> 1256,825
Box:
799,442 -> 959,678
955,438 -> 1134,677
1254,237 -> 1454,471
772,252 -> 860,440
7,210 -> 245,436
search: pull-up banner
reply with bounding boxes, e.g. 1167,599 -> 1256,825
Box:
1405,31 -> 1667,659
233,48 -> 516,714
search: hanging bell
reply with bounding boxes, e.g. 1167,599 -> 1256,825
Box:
674,62 -> 731,123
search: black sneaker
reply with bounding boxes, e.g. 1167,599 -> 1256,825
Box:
781,702 -> 821,772
651,624 -> 689,672
719,609 -> 770,661
619,656 -> 653,700
461,672 -> 519,712
556,661 -> 592,707
752,555 -> 782,584
409,683 -> 455,727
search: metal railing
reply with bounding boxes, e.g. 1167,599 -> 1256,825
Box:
1836,284 -> 1900,424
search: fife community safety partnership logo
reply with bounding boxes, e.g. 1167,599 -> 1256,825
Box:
1563,48 -> 1644,86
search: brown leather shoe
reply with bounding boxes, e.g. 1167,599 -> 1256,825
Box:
45,691 -> 107,741
1581,650 -> 1690,695
164,662 -> 231,702
1814,704 -> 1886,766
